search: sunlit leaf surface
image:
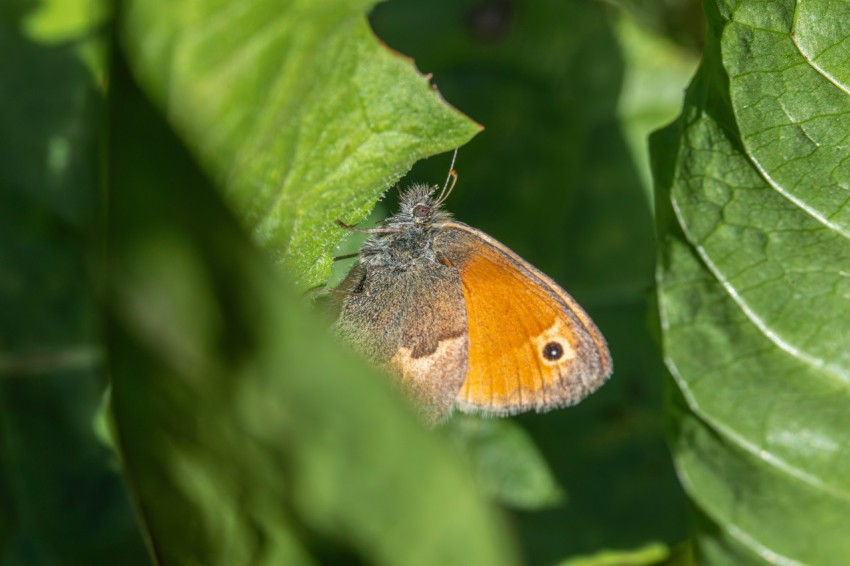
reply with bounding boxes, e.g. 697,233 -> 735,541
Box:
120,0 -> 480,286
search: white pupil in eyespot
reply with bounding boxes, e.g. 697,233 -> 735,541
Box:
543,342 -> 564,361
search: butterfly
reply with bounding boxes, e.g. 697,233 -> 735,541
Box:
333,152 -> 612,423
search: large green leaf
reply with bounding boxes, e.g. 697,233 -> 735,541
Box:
0,1 -> 149,563
107,58 -> 516,565
119,0 -> 480,286
653,0 -> 850,562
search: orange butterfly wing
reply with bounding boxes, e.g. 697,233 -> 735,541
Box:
435,223 -> 612,415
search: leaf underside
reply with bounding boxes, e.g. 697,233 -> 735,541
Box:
653,0 -> 850,563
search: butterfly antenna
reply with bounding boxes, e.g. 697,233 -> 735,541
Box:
436,148 -> 459,204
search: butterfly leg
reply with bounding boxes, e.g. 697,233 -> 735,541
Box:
335,219 -> 401,234
303,285 -> 354,301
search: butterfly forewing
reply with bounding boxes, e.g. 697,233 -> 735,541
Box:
435,223 -> 612,415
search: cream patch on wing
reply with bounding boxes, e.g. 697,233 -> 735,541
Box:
390,335 -> 467,381
389,335 -> 468,423
531,319 -> 576,370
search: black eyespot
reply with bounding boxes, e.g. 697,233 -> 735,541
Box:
412,203 -> 431,218
543,342 -> 563,361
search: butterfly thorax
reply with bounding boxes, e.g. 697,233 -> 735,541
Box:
358,184 -> 453,271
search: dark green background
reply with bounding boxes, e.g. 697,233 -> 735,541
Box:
369,1 -> 689,562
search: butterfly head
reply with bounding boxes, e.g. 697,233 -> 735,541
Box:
394,150 -> 460,227
393,183 -> 452,228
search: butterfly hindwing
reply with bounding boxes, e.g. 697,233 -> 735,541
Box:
335,261 -> 469,423
434,222 -> 612,415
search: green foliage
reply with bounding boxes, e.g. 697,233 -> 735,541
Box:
11,0 -> 849,564
652,0 -> 850,562
444,416 -> 564,510
557,542 -> 671,566
119,0 -> 480,286
2,0 -> 507,563
106,63 -> 514,565
0,0 -> 149,563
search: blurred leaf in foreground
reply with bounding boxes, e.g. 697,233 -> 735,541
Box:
557,542 -> 670,566
107,58 -> 517,565
0,1 -> 148,563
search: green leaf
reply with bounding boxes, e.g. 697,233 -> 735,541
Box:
725,1 -> 850,241
653,0 -> 850,562
615,13 -> 700,205
107,60 -> 517,566
0,1 -> 149,563
444,415 -> 564,510
557,542 -> 670,566
119,0 -> 480,286
792,0 -> 850,93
